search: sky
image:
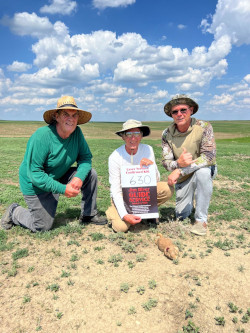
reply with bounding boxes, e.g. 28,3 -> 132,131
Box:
0,0 -> 250,122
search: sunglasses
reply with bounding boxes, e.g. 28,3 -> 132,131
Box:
124,131 -> 142,138
171,108 -> 189,115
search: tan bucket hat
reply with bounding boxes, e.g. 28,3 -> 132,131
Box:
164,94 -> 199,117
115,119 -> 150,137
43,96 -> 92,125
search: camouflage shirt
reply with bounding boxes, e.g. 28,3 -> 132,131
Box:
162,118 -> 216,183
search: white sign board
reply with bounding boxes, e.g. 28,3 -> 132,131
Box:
121,164 -> 159,219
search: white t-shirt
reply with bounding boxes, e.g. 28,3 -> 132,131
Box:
108,143 -> 160,219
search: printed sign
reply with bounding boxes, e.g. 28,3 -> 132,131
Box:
121,164 -> 159,218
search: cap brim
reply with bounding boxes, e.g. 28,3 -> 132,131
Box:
43,107 -> 92,125
115,126 -> 150,137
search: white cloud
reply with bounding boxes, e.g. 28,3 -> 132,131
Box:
177,24 -> 186,30
16,60 -> 99,88
1,11 -> 233,91
234,89 -> 250,97
105,97 -> 118,103
0,69 -> 12,97
7,61 -> 32,72
244,74 -> 250,83
93,0 -> 136,10
200,0 -> 250,46
242,97 -> 250,104
206,75 -> 250,114
1,12 -> 54,38
209,93 -> 233,105
1,25 -> 230,92
113,37 -> 229,89
229,83 -> 249,92
40,0 -> 77,15
86,81 -> 132,99
2,1 -> 250,120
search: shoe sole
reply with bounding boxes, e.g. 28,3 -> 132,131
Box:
190,229 -> 206,236
1,208 -> 13,230
90,221 -> 107,225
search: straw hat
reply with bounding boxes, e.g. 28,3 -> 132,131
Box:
115,119 -> 150,137
164,94 -> 199,117
43,96 -> 92,125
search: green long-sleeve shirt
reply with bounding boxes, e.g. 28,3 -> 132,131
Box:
19,124 -> 92,195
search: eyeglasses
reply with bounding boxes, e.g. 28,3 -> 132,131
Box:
171,108 -> 190,115
124,131 -> 142,138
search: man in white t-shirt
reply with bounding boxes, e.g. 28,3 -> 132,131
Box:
106,119 -> 174,232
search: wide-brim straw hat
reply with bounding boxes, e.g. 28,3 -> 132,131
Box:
115,119 -> 150,137
43,96 -> 92,125
164,94 -> 199,117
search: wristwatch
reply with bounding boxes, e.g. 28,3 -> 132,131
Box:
178,168 -> 184,176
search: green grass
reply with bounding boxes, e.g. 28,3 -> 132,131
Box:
0,121 -> 249,333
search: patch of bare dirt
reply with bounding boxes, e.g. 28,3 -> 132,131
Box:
0,217 -> 249,333
1,179 -> 19,187
213,176 -> 245,191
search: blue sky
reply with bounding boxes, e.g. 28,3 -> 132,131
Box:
0,0 -> 250,122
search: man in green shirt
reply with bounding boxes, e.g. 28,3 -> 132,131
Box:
1,96 -> 106,232
162,94 -> 217,236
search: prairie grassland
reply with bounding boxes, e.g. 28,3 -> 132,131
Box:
1,120 -> 250,139
0,121 -> 249,333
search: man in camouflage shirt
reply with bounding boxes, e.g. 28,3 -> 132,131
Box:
162,94 -> 217,236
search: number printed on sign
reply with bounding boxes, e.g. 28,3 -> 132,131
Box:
129,175 -> 151,186
121,165 -> 157,188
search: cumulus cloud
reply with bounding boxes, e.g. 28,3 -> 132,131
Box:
207,75 -> 250,112
244,74 -> 250,83
0,12 -> 69,38
40,0 -> 77,15
209,93 -> 233,105
0,7 -> 235,92
0,23 -> 231,91
1,12 -> 53,38
16,60 -> 99,88
2,0 -> 250,120
113,36 -> 229,88
93,0 -> 136,10
7,61 -> 32,72
0,69 -> 12,97
200,0 -> 250,46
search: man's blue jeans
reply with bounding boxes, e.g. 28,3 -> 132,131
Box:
175,166 -> 217,223
12,168 -> 98,232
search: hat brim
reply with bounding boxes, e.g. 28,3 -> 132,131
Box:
43,106 -> 92,125
115,125 -> 150,137
164,97 -> 199,117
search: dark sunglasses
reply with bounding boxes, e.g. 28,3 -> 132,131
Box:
171,108 -> 189,115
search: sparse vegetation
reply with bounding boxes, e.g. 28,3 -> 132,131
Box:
0,121 -> 249,332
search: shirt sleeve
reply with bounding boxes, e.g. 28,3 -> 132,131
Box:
26,135 -> 66,194
108,152 -> 128,220
74,128 -> 92,181
162,129 -> 179,172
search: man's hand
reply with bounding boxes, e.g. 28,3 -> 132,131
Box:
123,214 -> 142,225
65,183 -> 80,198
140,158 -> 154,168
168,169 -> 181,186
70,177 -> 83,190
177,147 -> 197,167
